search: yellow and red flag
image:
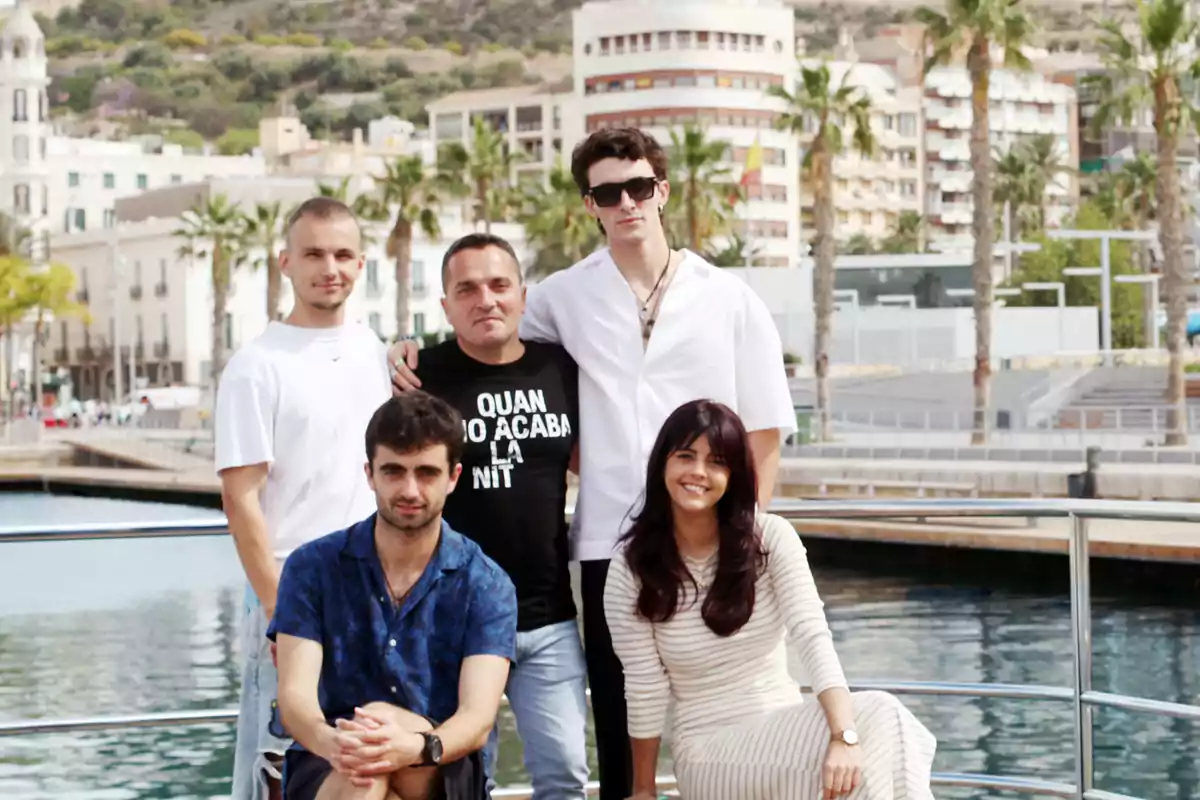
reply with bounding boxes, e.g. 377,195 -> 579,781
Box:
731,136 -> 763,205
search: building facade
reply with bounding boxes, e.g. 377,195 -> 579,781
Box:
922,65 -> 1079,253
1,2 -> 50,260
571,0 -> 800,266
792,59 -> 925,247
426,83 -> 573,189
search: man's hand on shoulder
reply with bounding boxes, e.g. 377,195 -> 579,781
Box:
388,339 -> 422,394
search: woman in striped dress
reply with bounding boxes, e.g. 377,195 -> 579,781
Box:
604,399 -> 937,800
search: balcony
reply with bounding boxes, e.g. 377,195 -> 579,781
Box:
154,282 -> 168,298
153,341 -> 169,359
129,285 -> 142,300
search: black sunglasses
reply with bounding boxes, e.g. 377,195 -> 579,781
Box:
587,176 -> 659,208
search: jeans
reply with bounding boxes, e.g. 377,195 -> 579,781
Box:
232,586 -> 291,800
484,619 -> 590,799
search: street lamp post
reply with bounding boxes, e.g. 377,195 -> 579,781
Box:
1114,273 -> 1163,349
878,293 -> 918,364
1046,228 -> 1158,355
832,288 -> 860,364
1022,280 -> 1066,352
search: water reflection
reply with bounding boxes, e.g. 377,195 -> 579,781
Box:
0,496 -> 1197,799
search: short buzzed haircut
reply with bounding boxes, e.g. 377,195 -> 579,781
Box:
440,232 -> 523,293
285,196 -> 361,246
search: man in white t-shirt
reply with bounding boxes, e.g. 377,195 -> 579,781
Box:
215,196 -> 392,800
391,127 -> 796,800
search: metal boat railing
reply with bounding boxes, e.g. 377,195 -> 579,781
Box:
3,498 -> 1200,800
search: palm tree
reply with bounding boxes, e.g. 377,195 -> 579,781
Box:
441,119 -> 520,233
173,194 -> 246,393
770,62 -> 876,442
993,147 -> 1040,236
880,210 -> 925,253
1085,0 -> 1198,444
666,124 -> 736,253
520,164 -> 604,276
372,155 -> 456,338
843,232 -> 876,255
243,201 -> 286,322
18,262 -> 88,410
1015,133 -> 1073,231
704,234 -> 763,267
917,0 -> 1035,444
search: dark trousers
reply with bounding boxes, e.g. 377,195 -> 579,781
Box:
581,558 -> 633,800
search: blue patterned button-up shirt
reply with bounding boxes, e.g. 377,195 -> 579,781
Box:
269,514 -> 518,725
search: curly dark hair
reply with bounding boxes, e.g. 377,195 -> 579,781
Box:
618,399 -> 766,637
364,392 -> 464,468
569,127 -> 669,197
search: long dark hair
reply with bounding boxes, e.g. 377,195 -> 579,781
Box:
618,399 -> 766,637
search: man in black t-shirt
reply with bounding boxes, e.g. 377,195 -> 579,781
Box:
414,233 -> 588,799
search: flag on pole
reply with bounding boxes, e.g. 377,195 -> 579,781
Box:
731,136 -> 763,205
741,136 -> 763,190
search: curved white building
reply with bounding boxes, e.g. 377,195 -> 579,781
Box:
570,0 -> 800,266
0,1 -> 50,260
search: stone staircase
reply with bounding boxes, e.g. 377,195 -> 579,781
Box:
1056,366 -> 1200,431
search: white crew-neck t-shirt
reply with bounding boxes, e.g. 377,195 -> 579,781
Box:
214,321 -> 392,561
520,248 -> 797,562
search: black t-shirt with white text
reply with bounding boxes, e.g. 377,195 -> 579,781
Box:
415,340 -> 578,632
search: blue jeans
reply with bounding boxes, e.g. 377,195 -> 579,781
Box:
232,586 -> 290,800
485,619 -> 590,799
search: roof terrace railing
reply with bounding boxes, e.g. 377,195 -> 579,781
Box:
3,498 -> 1200,800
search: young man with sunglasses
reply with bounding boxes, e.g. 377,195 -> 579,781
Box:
390,127 -> 796,800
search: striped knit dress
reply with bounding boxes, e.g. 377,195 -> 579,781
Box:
603,513 -> 938,800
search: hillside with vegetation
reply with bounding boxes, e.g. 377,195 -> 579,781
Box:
35,0 -> 1120,150
38,0 -> 580,150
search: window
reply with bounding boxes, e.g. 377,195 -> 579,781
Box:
103,209 -> 116,228
412,260 -> 426,291
658,32 -> 671,49
103,173 -> 115,189
12,88 -> 25,121
368,312 -> 382,335
133,260 -> 142,286
39,137 -> 45,160
413,313 -> 426,335
38,91 -> 45,121
12,135 -> 27,162
161,313 -> 169,343
366,258 -> 379,289
898,113 -> 917,136
677,31 -> 691,47
13,183 -> 29,213
68,172 -> 79,187
224,312 -> 233,350
41,185 -> 47,215
136,315 -> 144,344
170,174 -> 182,184
159,258 -> 167,284
74,209 -> 85,230
137,174 -> 148,190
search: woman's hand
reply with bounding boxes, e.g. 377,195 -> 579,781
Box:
822,740 -> 863,798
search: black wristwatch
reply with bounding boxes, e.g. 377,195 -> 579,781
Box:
419,731 -> 443,766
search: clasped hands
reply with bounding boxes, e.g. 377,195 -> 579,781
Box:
325,706 -> 426,787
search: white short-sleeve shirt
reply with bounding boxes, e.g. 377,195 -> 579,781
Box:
520,248 -> 796,561
214,321 -> 393,561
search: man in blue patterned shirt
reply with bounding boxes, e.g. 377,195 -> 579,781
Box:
270,392 -> 518,800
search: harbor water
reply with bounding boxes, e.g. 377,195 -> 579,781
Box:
0,492 -> 1197,799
